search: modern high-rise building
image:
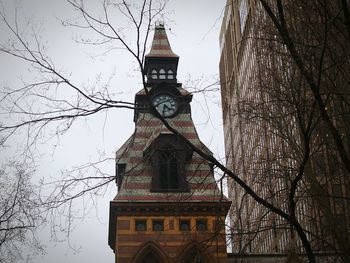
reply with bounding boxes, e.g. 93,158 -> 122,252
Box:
219,0 -> 350,262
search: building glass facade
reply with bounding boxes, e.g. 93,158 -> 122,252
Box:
220,0 -> 350,261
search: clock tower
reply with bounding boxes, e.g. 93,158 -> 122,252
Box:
108,22 -> 230,263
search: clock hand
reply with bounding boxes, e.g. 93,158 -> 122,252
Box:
163,104 -> 171,113
162,104 -> 171,116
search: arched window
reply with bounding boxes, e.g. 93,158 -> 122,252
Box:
159,68 -> 166,79
151,69 -> 158,79
134,242 -> 168,263
141,252 -> 160,263
144,134 -> 192,192
180,246 -> 207,263
167,69 -> 174,79
159,149 -> 178,189
183,249 -> 205,263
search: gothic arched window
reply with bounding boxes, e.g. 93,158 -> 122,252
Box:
151,69 -> 158,79
167,69 -> 174,79
134,242 -> 168,263
144,134 -> 192,192
180,246 -> 207,263
159,68 -> 166,79
141,252 -> 160,263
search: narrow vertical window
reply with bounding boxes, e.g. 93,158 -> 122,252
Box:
159,68 -> 166,79
159,150 -> 178,189
167,69 -> 174,79
116,163 -> 126,189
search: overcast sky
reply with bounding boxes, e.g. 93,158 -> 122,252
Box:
0,0 -> 227,262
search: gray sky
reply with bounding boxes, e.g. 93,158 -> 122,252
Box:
0,0 -> 226,262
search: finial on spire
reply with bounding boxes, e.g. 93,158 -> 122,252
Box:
155,20 -> 165,29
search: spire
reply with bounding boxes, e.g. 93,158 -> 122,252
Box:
145,21 -> 178,58
144,21 -> 179,84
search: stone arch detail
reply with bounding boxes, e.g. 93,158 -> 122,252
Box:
177,242 -> 215,263
132,241 -> 169,263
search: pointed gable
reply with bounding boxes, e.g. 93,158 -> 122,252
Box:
113,113 -> 227,203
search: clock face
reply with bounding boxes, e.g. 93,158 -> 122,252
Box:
152,94 -> 177,117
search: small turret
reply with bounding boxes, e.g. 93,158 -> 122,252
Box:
144,21 -> 179,85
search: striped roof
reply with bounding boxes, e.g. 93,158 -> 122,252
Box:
114,105 -> 228,203
145,23 -> 178,58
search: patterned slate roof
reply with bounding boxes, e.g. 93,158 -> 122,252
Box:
114,106 -> 228,203
145,24 -> 178,58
